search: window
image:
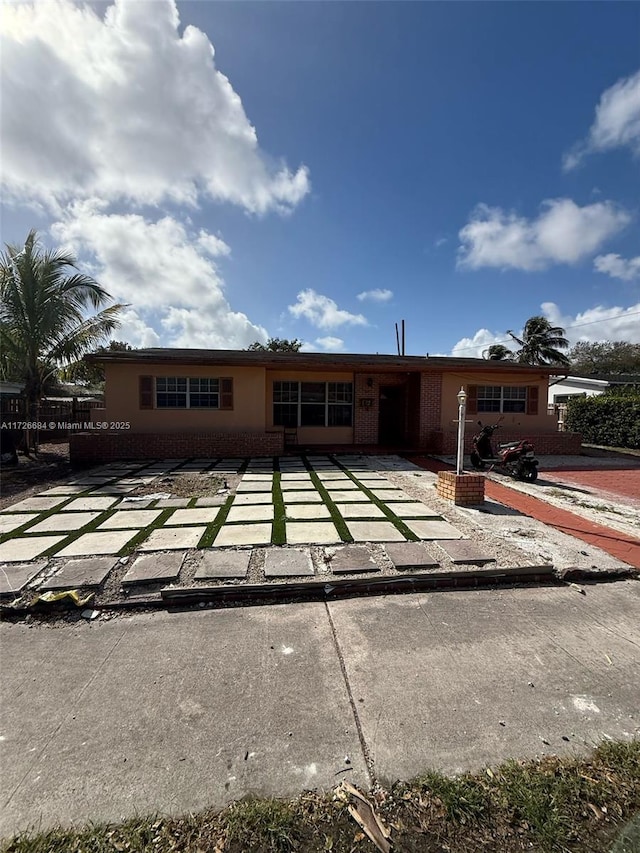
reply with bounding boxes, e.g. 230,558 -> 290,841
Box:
477,385 -> 527,414
155,377 -> 223,409
273,381 -> 353,427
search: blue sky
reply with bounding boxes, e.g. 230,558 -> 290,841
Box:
2,0 -> 639,357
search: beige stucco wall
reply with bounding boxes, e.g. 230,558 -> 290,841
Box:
100,363 -> 266,433
266,369 -> 355,445
440,372 -> 555,431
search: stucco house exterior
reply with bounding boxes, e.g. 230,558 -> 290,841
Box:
69,349 -> 581,462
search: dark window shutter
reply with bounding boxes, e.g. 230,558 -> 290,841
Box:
467,385 -> 478,415
139,376 -> 154,409
527,385 -> 539,415
220,378 -> 233,410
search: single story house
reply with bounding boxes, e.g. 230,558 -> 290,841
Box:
69,349 -> 581,462
548,373 -> 640,405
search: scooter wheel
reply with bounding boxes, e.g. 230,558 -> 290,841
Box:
519,467 -> 538,482
470,452 -> 484,470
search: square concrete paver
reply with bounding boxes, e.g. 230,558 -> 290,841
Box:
194,550 -> 251,579
0,536 -> 66,562
327,546 -> 379,574
241,473 -> 273,482
154,498 -> 190,508
346,521 -> 407,542
41,557 -> 116,590
325,490 -> 367,502
97,510 -> 163,529
236,481 -> 273,493
405,520 -> 464,540
37,485 -> 88,497
122,552 -> 185,585
0,514 -> 38,535
28,512 -> 102,534
0,560 -> 47,598
194,497 -> 227,507
117,499 -> 156,510
286,522 -> 341,545
264,548 -> 314,577
389,503 -> 441,519
335,503 -> 385,519
368,489 -> 412,501
317,472 -> 350,481
226,505 -> 274,523
435,540 -> 496,564
60,497 -> 120,512
89,484 -> 138,495
166,508 -> 221,525
285,504 -> 331,520
280,480 -> 316,491
283,491 -> 323,503
214,524 -> 272,546
2,496 -> 68,513
280,473 -> 312,482
56,530 -> 138,558
233,493 -> 273,505
138,527 -> 207,551
383,542 -> 440,569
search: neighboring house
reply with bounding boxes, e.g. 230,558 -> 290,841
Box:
70,349 -> 581,462
548,373 -> 640,405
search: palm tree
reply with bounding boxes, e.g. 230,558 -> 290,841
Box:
483,344 -> 514,360
1,230 -> 125,454
506,316 -> 570,366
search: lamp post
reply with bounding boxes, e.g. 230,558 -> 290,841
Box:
456,387 -> 467,475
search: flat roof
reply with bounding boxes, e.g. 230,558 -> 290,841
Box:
88,347 -> 557,373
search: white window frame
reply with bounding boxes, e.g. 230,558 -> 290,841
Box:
477,385 -> 527,414
273,381 -> 353,427
155,377 -> 221,409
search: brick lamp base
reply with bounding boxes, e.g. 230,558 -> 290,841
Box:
436,471 -> 485,506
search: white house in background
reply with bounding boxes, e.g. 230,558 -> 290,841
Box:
548,375 -> 609,406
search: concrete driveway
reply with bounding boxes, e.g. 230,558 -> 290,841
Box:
2,580 -> 639,837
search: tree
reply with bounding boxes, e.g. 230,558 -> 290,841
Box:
506,316 -> 570,366
247,337 -> 303,353
568,341 -> 640,375
61,340 -> 133,387
483,344 -> 514,360
0,230 -> 124,454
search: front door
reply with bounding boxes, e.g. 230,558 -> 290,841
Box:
378,385 -> 406,445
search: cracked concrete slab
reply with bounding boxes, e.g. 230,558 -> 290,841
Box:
0,560 -> 47,597
41,557 -> 116,590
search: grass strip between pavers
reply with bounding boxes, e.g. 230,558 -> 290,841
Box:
305,461 -> 353,543
2,740 -> 638,853
332,457 -> 421,542
271,471 -> 286,545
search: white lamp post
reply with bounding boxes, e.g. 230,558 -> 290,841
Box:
456,387 -> 467,475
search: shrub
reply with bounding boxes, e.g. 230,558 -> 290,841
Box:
565,393 -> 640,449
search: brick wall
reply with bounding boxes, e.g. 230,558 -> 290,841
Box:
70,431 -> 284,463
437,429 -> 582,455
353,372 -> 410,445
419,373 -> 442,446
436,471 -> 485,505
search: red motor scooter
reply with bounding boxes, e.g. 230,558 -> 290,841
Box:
469,419 -> 539,482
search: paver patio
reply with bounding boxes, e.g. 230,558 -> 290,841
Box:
214,523 -> 273,546
194,550 -> 250,579
28,512 -> 102,533
405,520 -> 464,539
0,560 -> 47,597
286,522 -> 341,544
226,505 -> 275,523
41,557 -> 116,590
2,497 -> 68,513
264,548 -> 314,577
233,493 -> 274,505
166,508 -> 221,525
328,545 -> 379,574
60,497 -> 119,512
97,510 -> 163,529
284,504 -> 331,519
122,552 -> 185,585
384,542 -> 440,569
335,502 -> 385,518
283,491 -> 323,503
345,521 -> 407,542
0,514 -> 38,534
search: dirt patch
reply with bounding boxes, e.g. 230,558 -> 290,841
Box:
0,441 -> 72,510
129,471 -> 239,498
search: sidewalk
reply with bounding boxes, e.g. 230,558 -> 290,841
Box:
415,457 -> 640,569
2,581 -> 639,837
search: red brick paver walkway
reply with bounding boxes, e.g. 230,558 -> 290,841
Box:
543,467 -> 640,502
413,457 -> 640,569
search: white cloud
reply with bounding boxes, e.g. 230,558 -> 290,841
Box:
288,289 -> 368,330
1,0 -> 310,215
593,253 -> 640,282
434,237 -> 448,248
563,69 -> 640,170
449,301 -> 640,357
115,308 -> 161,348
51,203 -> 268,348
314,336 -> 346,352
356,288 -> 393,302
457,198 -> 630,271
